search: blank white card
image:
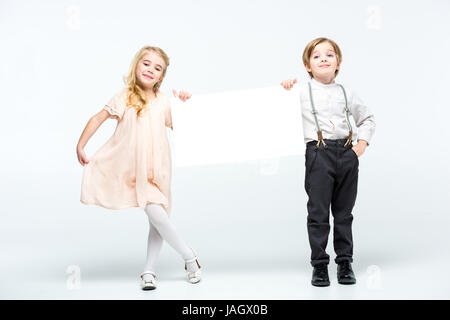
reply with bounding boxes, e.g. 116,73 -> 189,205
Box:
170,86 -> 303,167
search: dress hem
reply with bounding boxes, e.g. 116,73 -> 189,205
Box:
80,199 -> 169,212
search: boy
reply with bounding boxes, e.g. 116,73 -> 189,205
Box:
282,37 -> 376,286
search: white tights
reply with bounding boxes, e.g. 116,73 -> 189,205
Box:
143,203 -> 198,280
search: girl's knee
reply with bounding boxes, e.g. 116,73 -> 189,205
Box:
145,203 -> 166,225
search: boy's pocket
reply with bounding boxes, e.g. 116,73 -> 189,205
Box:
305,148 -> 318,179
348,147 -> 359,165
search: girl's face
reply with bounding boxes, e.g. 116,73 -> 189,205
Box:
306,41 -> 340,82
135,51 -> 166,91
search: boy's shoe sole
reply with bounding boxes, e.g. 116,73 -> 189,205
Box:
311,280 -> 330,287
337,278 -> 356,285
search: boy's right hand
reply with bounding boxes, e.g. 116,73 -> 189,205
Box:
281,78 -> 297,90
77,147 -> 90,166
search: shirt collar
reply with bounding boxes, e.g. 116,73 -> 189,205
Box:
310,77 -> 338,88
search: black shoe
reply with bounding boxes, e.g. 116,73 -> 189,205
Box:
311,263 -> 330,287
337,261 -> 356,285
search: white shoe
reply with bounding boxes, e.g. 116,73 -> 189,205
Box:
140,271 -> 157,290
184,250 -> 202,284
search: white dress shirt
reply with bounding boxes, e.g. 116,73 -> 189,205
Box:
299,78 -> 376,145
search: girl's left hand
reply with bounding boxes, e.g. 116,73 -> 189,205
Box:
352,140 -> 368,158
172,89 -> 192,102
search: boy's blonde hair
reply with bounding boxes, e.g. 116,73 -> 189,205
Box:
302,37 -> 342,79
124,46 -> 170,116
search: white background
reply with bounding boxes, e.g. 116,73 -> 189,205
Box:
0,0 -> 449,299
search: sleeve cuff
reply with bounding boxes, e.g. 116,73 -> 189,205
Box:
103,104 -> 122,120
357,134 -> 372,146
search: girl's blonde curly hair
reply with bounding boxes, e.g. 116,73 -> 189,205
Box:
124,46 -> 170,116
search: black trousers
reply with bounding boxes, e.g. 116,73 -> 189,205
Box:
304,138 -> 359,266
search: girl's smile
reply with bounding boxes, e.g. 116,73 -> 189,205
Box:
136,51 -> 166,91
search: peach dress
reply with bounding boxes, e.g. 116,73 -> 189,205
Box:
80,89 -> 174,215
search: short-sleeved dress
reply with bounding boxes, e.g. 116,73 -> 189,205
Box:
80,88 -> 174,215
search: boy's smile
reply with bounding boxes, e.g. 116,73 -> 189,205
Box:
319,63 -> 331,68
305,41 -> 340,84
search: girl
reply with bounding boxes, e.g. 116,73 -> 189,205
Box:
76,46 -> 201,290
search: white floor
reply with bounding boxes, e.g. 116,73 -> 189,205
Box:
2,216 -> 450,300
2,157 -> 450,300
2,256 -> 449,300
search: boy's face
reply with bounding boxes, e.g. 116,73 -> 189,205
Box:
136,50 -> 165,90
305,41 -> 340,81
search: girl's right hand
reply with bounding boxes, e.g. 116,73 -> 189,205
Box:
77,147 -> 90,166
172,89 -> 192,102
281,78 -> 297,90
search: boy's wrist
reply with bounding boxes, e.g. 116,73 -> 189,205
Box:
357,139 -> 368,147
